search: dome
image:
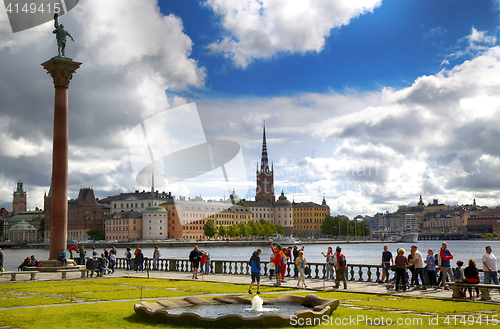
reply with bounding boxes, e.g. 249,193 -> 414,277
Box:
9,220 -> 36,231
274,191 -> 292,207
144,205 -> 167,212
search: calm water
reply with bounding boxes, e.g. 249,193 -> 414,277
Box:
167,303 -> 309,318
3,240 -> 500,271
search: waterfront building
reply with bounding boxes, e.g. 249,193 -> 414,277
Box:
7,220 -> 38,243
99,190 -> 174,213
142,205 -> 169,240
292,196 -> 330,239
105,211 -> 143,242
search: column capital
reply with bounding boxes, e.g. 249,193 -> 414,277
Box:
41,58 -> 82,88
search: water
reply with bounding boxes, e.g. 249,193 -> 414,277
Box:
166,303 -> 308,318
3,240 -> 500,271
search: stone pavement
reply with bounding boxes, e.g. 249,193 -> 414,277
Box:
1,269 -> 499,303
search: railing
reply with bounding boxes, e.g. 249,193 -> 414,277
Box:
114,258 -> 386,282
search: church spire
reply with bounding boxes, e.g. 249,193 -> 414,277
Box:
260,121 -> 270,174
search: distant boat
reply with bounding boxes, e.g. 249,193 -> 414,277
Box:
390,230 -> 418,243
270,235 -> 301,246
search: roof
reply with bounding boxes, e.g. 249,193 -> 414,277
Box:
99,190 -> 173,203
144,205 -> 167,212
274,191 -> 292,207
9,220 -> 37,231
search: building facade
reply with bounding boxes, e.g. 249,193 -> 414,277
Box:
105,211 -> 143,242
292,197 -> 330,238
142,205 -> 169,240
255,123 -> 275,203
12,178 -> 27,215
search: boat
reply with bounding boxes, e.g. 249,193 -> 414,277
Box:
270,234 -> 301,246
390,230 -> 418,243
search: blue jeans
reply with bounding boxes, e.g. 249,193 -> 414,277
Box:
80,257 -> 86,266
484,271 -> 500,285
126,259 -> 131,270
413,268 -> 426,287
204,260 -> 210,275
325,263 -> 334,279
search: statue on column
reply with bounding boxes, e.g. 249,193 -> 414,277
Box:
53,13 -> 74,58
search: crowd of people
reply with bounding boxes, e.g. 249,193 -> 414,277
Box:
376,243 -> 498,298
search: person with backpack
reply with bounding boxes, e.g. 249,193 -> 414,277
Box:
125,247 -> 132,270
333,246 -> 347,289
248,248 -> 262,294
439,242 -> 454,290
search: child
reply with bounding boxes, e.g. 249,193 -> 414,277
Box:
454,260 -> 464,282
295,250 -> 307,289
269,252 -> 276,280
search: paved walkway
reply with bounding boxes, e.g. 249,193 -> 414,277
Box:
1,269 -> 499,303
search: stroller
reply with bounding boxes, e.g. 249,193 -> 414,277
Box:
386,269 -> 410,291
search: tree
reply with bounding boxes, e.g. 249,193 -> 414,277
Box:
236,199 -> 248,207
275,225 -> 285,236
237,222 -> 248,237
218,225 -> 227,238
203,220 -> 217,239
228,224 -> 240,237
87,228 -> 104,240
320,215 -> 336,236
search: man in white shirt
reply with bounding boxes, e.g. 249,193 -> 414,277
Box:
409,245 -> 427,290
482,246 -> 499,285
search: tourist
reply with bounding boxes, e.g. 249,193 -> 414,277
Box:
454,260 -> 464,282
438,242 -> 454,290
380,245 -> 393,283
293,245 -> 304,279
394,248 -> 408,292
125,247 -> 132,270
281,246 -> 292,282
407,248 -> 415,286
321,246 -> 335,280
152,246 -> 161,270
248,248 -> 262,294
98,253 -> 109,276
464,259 -> 480,298
482,246 -> 499,285
135,248 -> 144,272
270,242 -> 283,286
269,251 -> 276,280
200,250 -> 207,274
58,249 -> 67,267
110,246 -> 117,257
79,246 -> 86,266
333,246 -> 347,290
424,249 -> 437,288
92,246 -> 98,258
189,245 -> 202,279
203,251 -> 211,275
103,247 -> 109,260
28,255 -> 39,267
409,245 -> 426,290
0,248 -> 4,272
109,251 -> 116,274
295,250 -> 307,289
134,246 -> 140,257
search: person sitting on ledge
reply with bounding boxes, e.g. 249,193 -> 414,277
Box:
58,249 -> 67,267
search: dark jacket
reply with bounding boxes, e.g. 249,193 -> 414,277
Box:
250,251 -> 261,273
136,252 -> 144,263
464,266 -> 479,283
189,249 -> 202,263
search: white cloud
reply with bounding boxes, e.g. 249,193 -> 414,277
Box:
204,0 -> 382,68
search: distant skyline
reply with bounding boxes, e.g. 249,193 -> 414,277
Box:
1,0 -> 500,218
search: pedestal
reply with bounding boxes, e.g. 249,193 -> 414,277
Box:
42,57 -> 82,261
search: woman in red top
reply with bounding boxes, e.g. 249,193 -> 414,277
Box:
464,259 -> 480,298
270,242 -> 283,286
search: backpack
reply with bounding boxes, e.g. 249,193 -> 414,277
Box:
337,253 -> 346,268
281,254 -> 285,266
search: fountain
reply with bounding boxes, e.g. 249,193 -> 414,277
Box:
134,294 -> 339,326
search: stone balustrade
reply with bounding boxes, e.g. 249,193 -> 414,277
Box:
114,258 -> 385,282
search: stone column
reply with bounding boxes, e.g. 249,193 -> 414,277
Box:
42,58 -> 81,260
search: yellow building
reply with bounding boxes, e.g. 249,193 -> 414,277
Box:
292,197 -> 330,238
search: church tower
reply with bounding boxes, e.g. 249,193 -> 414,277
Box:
13,178 -> 27,214
255,122 -> 275,202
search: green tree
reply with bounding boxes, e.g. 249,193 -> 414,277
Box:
87,228 -> 105,240
203,219 -> 217,239
227,224 -> 240,237
236,200 -> 248,207
218,225 -> 227,237
237,222 -> 248,237
320,215 -> 336,236
275,225 -> 285,236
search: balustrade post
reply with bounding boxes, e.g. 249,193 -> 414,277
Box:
358,266 -> 363,282
349,265 -> 355,281
366,266 -> 372,282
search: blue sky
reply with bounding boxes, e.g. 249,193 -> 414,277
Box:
1,0 -> 500,218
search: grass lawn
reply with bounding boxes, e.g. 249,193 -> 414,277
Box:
1,278 -> 499,328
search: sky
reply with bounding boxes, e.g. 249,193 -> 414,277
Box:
1,0 -> 500,219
